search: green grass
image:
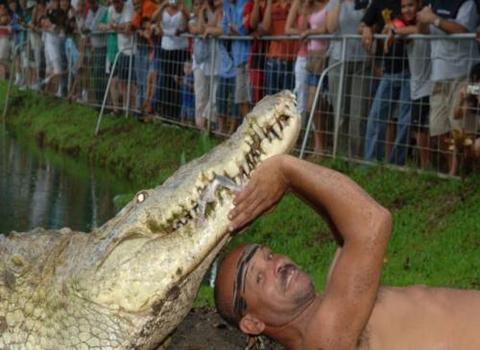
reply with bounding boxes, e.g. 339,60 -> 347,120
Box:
2,83 -> 480,308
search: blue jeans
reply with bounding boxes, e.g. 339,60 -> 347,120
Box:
265,59 -> 294,96
364,72 -> 411,165
135,47 -> 149,112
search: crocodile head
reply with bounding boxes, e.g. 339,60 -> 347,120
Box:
0,91 -> 301,349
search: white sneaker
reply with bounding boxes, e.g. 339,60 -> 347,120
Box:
14,74 -> 21,86
31,81 -> 41,91
55,88 -> 63,98
81,89 -> 88,102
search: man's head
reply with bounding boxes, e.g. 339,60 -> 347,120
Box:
132,0 -> 142,12
401,0 -> 420,23
112,0 -> 124,13
214,244 -> 316,336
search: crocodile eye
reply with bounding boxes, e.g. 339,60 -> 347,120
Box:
136,191 -> 148,203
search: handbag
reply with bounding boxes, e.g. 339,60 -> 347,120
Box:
305,48 -> 328,75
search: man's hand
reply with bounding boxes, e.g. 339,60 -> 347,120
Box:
228,155 -> 289,231
417,6 -> 437,25
361,25 -> 374,53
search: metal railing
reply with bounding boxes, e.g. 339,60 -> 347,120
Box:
3,30 -> 479,177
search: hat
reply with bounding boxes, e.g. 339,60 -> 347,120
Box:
27,0 -> 35,7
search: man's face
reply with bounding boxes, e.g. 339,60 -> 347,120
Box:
239,246 -> 315,327
87,0 -> 97,10
133,0 -> 142,11
113,0 -> 123,13
401,0 -> 418,23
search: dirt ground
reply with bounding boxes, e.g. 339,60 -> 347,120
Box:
167,308 -> 286,350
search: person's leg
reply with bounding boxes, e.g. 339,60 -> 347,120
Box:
216,76 -> 228,134
294,56 -> 308,120
135,48 -> 148,114
234,63 -> 251,118
364,74 -> 395,162
389,72 -> 412,165
429,81 -> 453,173
348,60 -> 371,158
194,67 -> 208,130
306,74 -> 327,157
283,59 -> 295,92
265,59 -> 283,96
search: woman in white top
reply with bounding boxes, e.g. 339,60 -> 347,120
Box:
325,0 -> 370,158
153,0 -> 189,119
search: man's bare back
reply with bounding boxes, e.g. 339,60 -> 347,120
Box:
363,286 -> 480,349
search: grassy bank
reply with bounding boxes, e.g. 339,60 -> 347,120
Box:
2,84 -> 480,308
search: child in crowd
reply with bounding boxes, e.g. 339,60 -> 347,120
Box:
180,60 -> 195,123
41,13 -> 63,96
453,62 -> 480,164
0,3 -> 11,80
385,0 -> 432,169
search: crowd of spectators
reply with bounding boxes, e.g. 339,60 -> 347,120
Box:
1,0 -> 480,174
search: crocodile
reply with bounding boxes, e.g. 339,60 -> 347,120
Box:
0,90 -> 301,350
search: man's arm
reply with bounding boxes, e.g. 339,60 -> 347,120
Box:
229,155 -> 391,349
417,2 -> 478,34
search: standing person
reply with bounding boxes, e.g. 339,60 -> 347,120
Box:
100,0 -> 134,115
27,0 -> 46,89
222,0 -> 252,120
325,0 -> 370,158
130,0 -> 158,119
385,0 -> 433,169
0,3 -> 11,80
361,0 -> 412,166
203,0 -> 238,134
285,0 -> 310,119
179,59 -> 195,123
84,0 -> 107,105
8,0 -> 27,89
261,0 -> 297,95
417,0 -> 479,175
153,0 -> 189,119
188,0 -> 215,130
41,0 -> 64,96
243,0 -> 267,104
301,0 -> 329,157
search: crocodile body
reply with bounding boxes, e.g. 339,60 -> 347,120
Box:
0,91 -> 301,349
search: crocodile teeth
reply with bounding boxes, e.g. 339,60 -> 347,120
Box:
272,124 -> 282,139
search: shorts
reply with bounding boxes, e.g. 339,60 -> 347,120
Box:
429,79 -> 474,136
307,73 -> 320,87
45,45 -> 62,75
217,76 -> 240,119
411,96 -> 430,132
234,63 -> 251,104
113,53 -> 134,81
307,73 -> 328,92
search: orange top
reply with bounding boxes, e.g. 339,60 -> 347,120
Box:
131,0 -> 158,30
266,0 -> 298,60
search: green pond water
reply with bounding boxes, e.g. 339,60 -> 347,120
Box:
0,127 -> 135,234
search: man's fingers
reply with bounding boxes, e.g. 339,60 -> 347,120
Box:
229,196 -> 266,231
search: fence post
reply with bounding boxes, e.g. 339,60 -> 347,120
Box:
95,51 -> 121,136
206,37 -> 217,134
125,36 -> 135,119
332,36 -> 347,158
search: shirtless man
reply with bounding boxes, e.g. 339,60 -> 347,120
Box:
215,154 -> 480,349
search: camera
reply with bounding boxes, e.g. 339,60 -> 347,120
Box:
467,84 -> 480,96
